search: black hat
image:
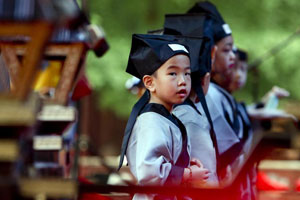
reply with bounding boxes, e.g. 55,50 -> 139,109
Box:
178,35 -> 212,77
164,14 -> 207,37
126,34 -> 190,79
163,14 -> 213,76
187,1 -> 231,43
236,49 -> 248,62
147,29 -> 164,35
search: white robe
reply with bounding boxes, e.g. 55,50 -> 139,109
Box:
206,83 -> 253,157
126,111 -> 187,200
173,103 -> 219,187
207,82 -> 255,200
206,83 -> 241,155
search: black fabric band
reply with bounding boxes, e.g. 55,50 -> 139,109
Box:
140,103 -> 189,170
118,90 -> 150,170
193,84 -> 220,176
178,98 -> 202,116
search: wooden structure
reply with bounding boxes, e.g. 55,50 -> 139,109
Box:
1,42 -> 85,105
0,0 -> 109,199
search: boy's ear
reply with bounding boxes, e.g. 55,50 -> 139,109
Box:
143,75 -> 155,92
201,72 -> 211,95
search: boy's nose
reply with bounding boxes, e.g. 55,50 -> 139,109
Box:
178,74 -> 187,86
230,50 -> 236,60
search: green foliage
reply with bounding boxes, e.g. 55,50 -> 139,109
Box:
86,0 -> 300,117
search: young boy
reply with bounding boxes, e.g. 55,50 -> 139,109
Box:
230,48 -> 292,192
163,13 -> 220,187
229,49 -> 289,108
228,49 -> 248,94
118,34 -> 209,199
187,1 -> 241,163
188,1 -> 256,199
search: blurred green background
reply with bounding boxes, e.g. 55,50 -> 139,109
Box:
85,0 -> 300,118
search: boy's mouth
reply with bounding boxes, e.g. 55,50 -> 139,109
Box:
177,89 -> 187,97
228,63 -> 235,69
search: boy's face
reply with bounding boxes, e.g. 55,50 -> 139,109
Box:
212,35 -> 236,88
146,54 -> 191,111
229,59 -> 248,93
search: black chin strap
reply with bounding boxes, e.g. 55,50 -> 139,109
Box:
194,83 -> 220,173
118,90 -> 150,170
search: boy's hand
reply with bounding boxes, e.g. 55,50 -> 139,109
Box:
271,86 -> 290,98
190,158 -> 203,168
219,165 -> 233,187
262,86 -> 290,103
190,165 -> 210,182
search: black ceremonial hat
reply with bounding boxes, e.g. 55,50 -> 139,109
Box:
163,14 -> 213,76
187,1 -> 231,43
236,49 -> 248,61
177,35 -> 212,77
164,14 -> 207,37
147,29 -> 164,35
126,34 -> 190,79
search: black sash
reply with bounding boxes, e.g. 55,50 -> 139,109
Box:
141,103 -> 189,200
237,102 -> 252,141
213,83 -> 252,142
118,90 -> 150,170
178,98 -> 202,116
140,103 -> 189,172
192,83 -> 221,176
212,83 -> 252,167
118,92 -> 190,173
213,83 -> 240,136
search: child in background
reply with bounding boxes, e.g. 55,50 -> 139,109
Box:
229,49 -> 289,104
230,48 -> 292,191
228,49 -> 248,94
125,76 -> 145,98
163,13 -> 219,187
229,48 -> 290,119
118,34 -> 209,199
188,1 -> 256,199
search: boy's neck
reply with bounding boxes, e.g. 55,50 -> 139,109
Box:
149,95 -> 173,112
211,73 -> 231,91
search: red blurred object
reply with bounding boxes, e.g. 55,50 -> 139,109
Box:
71,74 -> 92,101
296,178 -> 300,192
78,176 -> 111,200
256,171 -> 289,191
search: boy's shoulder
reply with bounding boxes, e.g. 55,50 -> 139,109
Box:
173,104 -> 203,124
132,111 -> 182,143
207,82 -> 224,101
135,111 -> 177,130
207,82 -> 234,114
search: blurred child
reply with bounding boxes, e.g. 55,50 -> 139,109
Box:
229,49 -> 289,101
188,1 -> 256,199
118,34 -> 209,199
163,13 -> 219,187
228,49 -> 248,94
230,48 -> 291,192
229,48 -> 290,117
125,76 -> 145,98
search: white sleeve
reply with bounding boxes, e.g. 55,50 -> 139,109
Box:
134,115 -> 183,186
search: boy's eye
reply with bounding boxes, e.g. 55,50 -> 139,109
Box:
168,72 -> 177,76
185,72 -> 191,76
